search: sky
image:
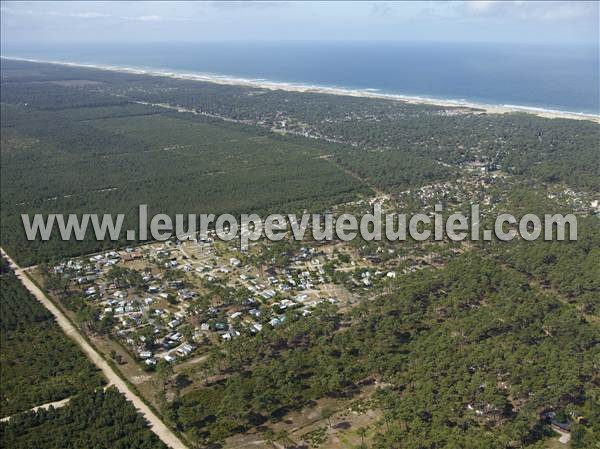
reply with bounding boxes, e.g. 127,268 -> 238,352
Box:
1,1 -> 598,46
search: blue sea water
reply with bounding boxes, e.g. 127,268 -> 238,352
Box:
2,41 -> 599,115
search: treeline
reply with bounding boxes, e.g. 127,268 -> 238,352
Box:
0,387 -> 167,449
0,259 -> 104,417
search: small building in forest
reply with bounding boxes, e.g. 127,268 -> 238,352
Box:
551,420 -> 571,433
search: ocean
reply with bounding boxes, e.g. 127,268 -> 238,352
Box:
2,41 -> 599,115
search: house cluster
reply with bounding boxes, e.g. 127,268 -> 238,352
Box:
52,234 -> 395,368
189,249 -> 350,342
547,188 -> 600,215
54,246 -> 206,367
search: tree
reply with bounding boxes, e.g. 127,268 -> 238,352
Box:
262,428 -> 277,449
208,345 -> 224,373
321,406 -> 335,427
275,429 -> 294,449
155,359 -> 174,389
356,426 -> 368,448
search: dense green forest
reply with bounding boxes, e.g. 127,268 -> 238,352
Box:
494,216 -> 600,313
0,91 -> 368,265
4,60 -> 596,191
0,387 -> 167,449
165,255 -> 598,447
322,113 -> 600,192
0,258 -> 105,417
2,59 -> 599,265
1,59 -> 599,448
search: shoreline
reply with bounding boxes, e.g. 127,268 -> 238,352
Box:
3,56 -> 599,123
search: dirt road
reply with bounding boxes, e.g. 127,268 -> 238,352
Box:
0,396 -> 72,422
1,249 -> 188,449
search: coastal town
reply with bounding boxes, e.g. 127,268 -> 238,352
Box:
44,233 -> 391,370
2,36 -> 598,448
39,159 -> 600,374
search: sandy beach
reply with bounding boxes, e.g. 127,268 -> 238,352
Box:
3,56 -> 599,124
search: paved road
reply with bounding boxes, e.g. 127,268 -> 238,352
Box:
1,249 -> 188,449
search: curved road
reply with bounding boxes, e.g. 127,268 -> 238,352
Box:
1,249 -> 188,449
